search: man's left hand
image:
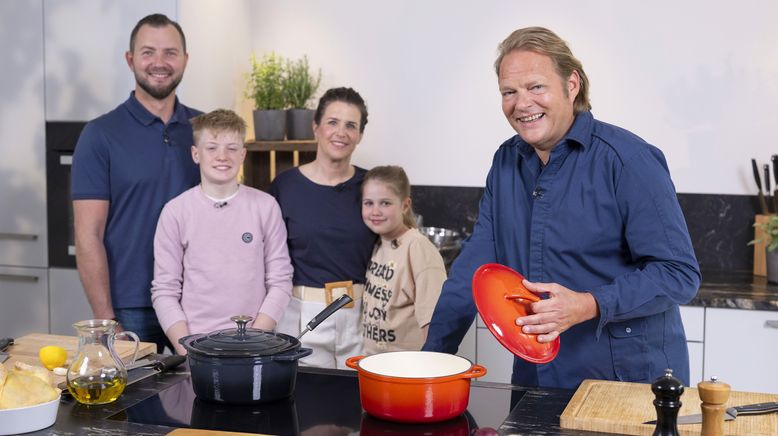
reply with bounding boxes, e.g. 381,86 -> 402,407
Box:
515,280 -> 598,343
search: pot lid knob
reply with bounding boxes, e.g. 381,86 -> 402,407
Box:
230,315 -> 254,336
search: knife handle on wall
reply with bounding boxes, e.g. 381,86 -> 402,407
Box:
758,192 -> 769,215
752,159 -> 769,214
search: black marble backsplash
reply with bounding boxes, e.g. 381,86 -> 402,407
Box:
412,187 -> 760,273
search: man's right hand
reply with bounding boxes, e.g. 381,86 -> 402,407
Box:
515,279 -> 599,343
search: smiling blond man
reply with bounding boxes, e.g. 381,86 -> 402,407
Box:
424,27 -> 700,390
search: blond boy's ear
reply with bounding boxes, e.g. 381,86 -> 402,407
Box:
191,145 -> 200,164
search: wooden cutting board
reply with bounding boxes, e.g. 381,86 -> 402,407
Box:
3,333 -> 156,386
167,430 -> 272,436
561,379 -> 778,435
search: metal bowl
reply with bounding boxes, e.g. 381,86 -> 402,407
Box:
419,227 -> 463,268
419,227 -> 462,249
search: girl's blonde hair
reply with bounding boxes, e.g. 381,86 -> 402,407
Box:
363,165 -> 417,229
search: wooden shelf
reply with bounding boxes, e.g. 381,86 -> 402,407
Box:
242,140 -> 317,192
245,139 -> 317,152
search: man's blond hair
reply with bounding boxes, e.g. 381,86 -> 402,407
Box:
191,109 -> 247,145
494,27 -> 591,114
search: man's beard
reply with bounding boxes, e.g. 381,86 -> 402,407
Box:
134,70 -> 183,100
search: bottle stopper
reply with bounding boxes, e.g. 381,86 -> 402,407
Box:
651,368 -> 684,436
697,375 -> 731,436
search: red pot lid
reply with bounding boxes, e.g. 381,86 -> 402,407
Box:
472,263 -> 560,364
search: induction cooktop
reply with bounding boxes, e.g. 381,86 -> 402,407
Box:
109,367 -> 522,434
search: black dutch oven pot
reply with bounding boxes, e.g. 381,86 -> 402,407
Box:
180,294 -> 352,405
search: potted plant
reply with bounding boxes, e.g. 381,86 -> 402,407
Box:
283,55 -> 321,140
749,214 -> 778,283
246,52 -> 286,141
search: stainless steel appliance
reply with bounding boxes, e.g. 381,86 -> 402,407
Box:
46,121 -> 86,268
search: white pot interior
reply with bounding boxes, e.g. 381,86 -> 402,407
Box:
358,351 -> 472,378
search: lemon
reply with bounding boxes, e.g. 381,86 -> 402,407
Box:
39,345 -> 68,370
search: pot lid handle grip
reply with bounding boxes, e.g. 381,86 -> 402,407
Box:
230,315 -> 254,336
298,294 -> 353,339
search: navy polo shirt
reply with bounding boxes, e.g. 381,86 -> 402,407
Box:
423,111 -> 701,389
72,92 -> 201,308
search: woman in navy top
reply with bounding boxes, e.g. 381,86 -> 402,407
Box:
270,87 -> 376,369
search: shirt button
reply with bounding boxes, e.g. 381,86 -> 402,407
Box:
625,327 -> 632,334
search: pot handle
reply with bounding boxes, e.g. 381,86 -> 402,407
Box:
460,364 -> 487,379
272,347 -> 313,362
345,355 -> 365,370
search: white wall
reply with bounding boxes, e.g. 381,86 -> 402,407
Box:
244,0 -> 778,195
44,0 -> 178,120
28,0 -> 778,195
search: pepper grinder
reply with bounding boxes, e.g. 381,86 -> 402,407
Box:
697,376 -> 731,436
651,368 -> 684,436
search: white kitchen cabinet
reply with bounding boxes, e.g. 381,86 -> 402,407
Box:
704,307 -> 778,393
476,327 -> 514,384
456,319 -> 476,364
0,0 -> 47,268
48,268 -> 91,335
687,341 -> 704,385
680,306 -> 704,342
0,266 -> 49,338
680,305 -> 705,384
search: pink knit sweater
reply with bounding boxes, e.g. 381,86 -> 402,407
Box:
151,185 -> 293,335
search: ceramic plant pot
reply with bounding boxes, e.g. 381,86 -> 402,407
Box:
253,109 -> 286,141
286,109 -> 315,140
766,249 -> 778,284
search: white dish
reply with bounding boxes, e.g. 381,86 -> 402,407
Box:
0,394 -> 60,435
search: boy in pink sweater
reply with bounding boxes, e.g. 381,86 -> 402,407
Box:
151,109 -> 293,355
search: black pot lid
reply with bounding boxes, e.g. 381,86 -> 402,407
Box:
182,315 -> 298,357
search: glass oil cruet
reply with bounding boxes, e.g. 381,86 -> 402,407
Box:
66,319 -> 139,405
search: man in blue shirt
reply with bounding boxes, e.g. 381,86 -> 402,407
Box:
71,14 -> 201,352
423,27 -> 700,390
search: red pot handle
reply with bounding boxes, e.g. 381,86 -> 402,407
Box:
345,355 -> 365,370
460,364 -> 487,379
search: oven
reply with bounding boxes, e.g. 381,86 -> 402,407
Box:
46,121 -> 87,268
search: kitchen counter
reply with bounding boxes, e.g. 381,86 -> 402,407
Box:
689,270 -> 778,311
25,363 -> 609,435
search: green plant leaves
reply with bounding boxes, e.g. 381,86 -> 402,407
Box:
749,215 -> 778,252
247,53 -> 286,110
245,53 -> 321,110
284,56 -> 321,109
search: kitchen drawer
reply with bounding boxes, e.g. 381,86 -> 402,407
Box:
476,327 -> 513,384
680,305 -> 704,342
704,307 -> 778,393
0,266 -> 49,337
48,268 -> 92,335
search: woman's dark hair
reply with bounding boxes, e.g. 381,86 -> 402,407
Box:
314,87 -> 368,133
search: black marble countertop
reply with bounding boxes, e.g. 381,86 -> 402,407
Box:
24,364 -> 618,436
688,270 -> 778,311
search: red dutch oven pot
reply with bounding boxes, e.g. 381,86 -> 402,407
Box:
346,351 -> 487,423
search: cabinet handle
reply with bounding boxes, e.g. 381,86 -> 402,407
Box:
0,273 -> 39,282
765,320 -> 778,329
0,232 -> 38,241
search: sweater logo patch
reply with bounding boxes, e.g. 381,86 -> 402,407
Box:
242,232 -> 253,243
